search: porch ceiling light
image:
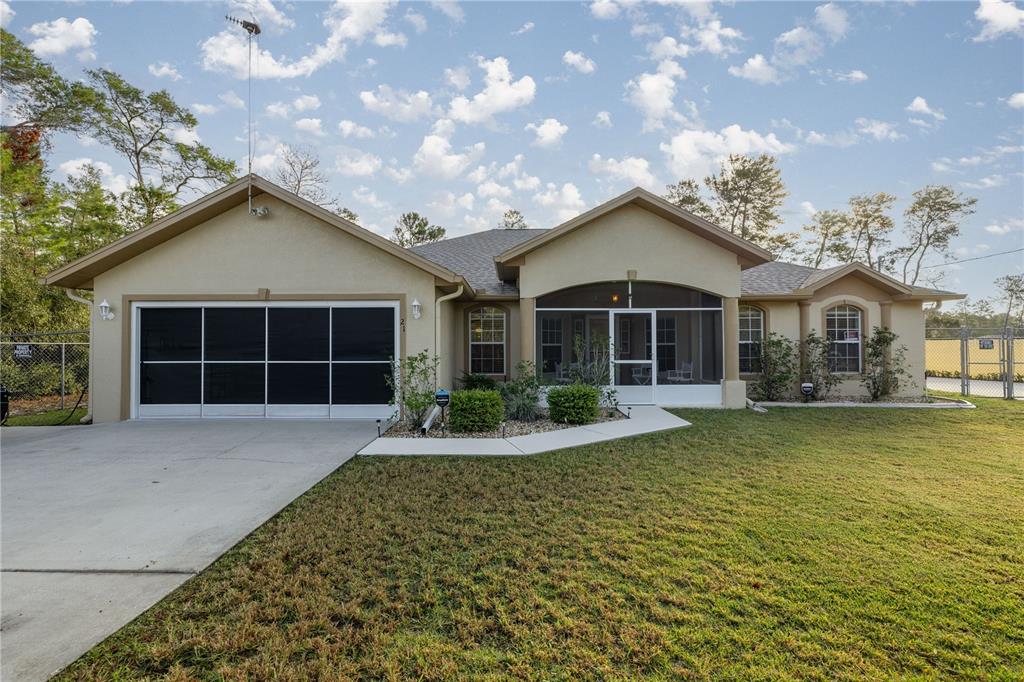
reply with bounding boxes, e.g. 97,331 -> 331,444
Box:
410,298 -> 422,320
98,299 -> 115,321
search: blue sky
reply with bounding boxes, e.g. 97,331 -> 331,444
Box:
4,0 -> 1022,301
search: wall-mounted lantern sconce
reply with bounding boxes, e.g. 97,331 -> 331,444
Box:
410,298 -> 422,320
98,299 -> 115,321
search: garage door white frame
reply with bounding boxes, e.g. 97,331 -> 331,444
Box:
130,300 -> 400,420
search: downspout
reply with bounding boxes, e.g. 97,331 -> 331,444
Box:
65,289 -> 94,423
434,284 -> 463,389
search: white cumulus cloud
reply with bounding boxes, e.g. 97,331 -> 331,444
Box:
0,1 -> 15,28
563,50 -> 596,74
445,66 -> 471,91
593,111 -> 613,128
1008,92 -> 1024,108
335,149 -> 382,176
412,119 -> 485,179
148,62 -> 182,81
512,21 -> 535,36
404,10 -> 427,33
589,154 -> 657,189
626,59 -> 688,131
293,94 -> 321,112
219,90 -> 246,110
660,124 -> 796,179
855,118 -> 906,141
525,118 -> 568,147
27,17 -> 96,58
590,0 -> 620,20
338,119 -> 375,138
294,117 -> 325,136
973,0 -> 1024,41
360,85 -> 435,122
906,96 -> 946,121
814,2 -> 849,42
533,182 -> 586,222
201,1 -> 403,79
448,56 -> 536,125
728,54 -> 781,85
265,101 -> 290,118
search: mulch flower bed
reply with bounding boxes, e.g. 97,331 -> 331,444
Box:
383,409 -> 624,439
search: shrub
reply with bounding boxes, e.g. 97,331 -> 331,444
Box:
448,389 -> 504,433
1,362 -> 61,398
459,371 -> 498,391
547,384 -> 599,425
385,351 -> 438,427
750,333 -> 798,401
862,327 -> 910,400
801,331 -> 842,400
499,361 -> 541,421
570,333 -> 610,385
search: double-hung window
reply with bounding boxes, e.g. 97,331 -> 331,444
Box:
469,307 -> 506,375
738,306 -> 764,373
826,305 -> 862,373
540,317 -> 563,374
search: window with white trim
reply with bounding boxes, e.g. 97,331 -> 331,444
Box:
469,307 -> 506,375
826,305 -> 862,373
540,316 -> 563,374
739,305 -> 764,373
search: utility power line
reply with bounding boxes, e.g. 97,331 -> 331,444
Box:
920,247 -> 1024,269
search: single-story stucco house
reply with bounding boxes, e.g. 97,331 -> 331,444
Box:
45,175 -> 963,422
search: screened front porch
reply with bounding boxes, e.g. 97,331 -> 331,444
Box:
535,281 -> 724,406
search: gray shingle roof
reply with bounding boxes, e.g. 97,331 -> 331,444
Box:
411,229 -> 545,295
413,232 -> 959,299
740,262 -> 820,295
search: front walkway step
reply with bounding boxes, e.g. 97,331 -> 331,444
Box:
358,406 -> 690,456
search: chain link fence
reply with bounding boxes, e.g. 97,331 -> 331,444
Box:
1,331 -> 89,425
925,327 -> 1022,399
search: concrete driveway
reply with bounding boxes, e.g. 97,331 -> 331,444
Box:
1,419 -> 377,682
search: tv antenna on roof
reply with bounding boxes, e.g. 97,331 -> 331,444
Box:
225,14 -> 267,217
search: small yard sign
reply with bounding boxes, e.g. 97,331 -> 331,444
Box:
978,338 -> 994,350
435,389 -> 450,408
13,344 -> 32,359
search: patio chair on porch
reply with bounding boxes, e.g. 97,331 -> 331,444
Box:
631,366 -> 652,385
666,363 -> 693,384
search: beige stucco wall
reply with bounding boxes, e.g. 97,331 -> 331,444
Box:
741,285 -> 926,398
517,204 -> 742,300
90,196 -> 440,422
447,300 -> 522,388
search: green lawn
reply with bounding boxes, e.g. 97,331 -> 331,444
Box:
2,406 -> 87,426
61,399 -> 1023,681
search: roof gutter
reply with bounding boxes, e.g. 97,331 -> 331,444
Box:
434,284 -> 463,388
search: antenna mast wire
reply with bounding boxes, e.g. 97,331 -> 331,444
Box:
225,15 -> 261,214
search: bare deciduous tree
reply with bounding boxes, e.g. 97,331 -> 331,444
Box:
274,144 -> 358,222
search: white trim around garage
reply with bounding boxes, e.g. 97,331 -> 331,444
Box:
130,300 -> 400,420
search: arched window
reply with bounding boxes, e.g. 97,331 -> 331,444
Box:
738,305 -> 764,373
826,305 -> 862,373
469,307 -> 506,375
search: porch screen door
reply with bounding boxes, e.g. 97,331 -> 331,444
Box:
611,310 -> 655,404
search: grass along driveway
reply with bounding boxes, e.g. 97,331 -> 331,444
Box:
60,399 -> 1022,681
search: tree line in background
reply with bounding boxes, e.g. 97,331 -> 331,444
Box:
664,153 -> 980,287
662,153 -> 1023,328
1,29 -> 1016,336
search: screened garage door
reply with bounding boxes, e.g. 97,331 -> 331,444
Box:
133,302 -> 397,419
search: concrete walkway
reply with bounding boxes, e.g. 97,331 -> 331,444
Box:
1,419 -> 376,682
358,406 -> 690,456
